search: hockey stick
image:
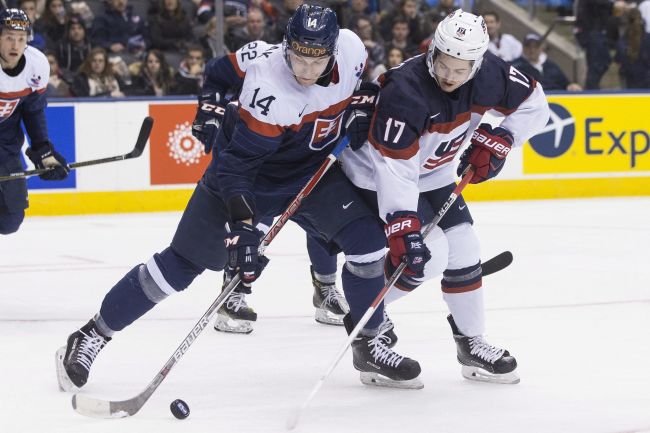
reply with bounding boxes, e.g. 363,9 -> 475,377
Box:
482,250 -> 513,276
71,136 -> 352,419
286,167 -> 475,430
0,117 -> 153,182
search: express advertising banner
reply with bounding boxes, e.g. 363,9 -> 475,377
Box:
524,94 -> 650,174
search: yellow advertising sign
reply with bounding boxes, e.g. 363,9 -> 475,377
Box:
523,94 -> 650,174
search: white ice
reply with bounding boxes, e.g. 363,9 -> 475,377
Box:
1,197 -> 649,433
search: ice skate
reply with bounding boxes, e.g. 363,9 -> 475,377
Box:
214,271 -> 257,334
447,314 -> 519,384
352,333 -> 423,389
55,319 -> 111,392
311,266 -> 349,325
378,309 -> 398,348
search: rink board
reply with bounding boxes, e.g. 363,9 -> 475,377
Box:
25,93 -> 650,216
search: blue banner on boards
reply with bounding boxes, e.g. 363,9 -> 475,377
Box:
23,105 -> 76,190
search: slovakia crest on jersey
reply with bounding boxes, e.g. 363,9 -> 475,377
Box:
310,113 -> 344,150
0,99 -> 19,122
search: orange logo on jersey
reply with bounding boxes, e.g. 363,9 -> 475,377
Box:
310,113 -> 344,150
0,99 -> 19,122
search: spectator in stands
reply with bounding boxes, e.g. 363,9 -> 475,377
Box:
341,0 -> 372,30
199,16 -> 223,59
34,0 -> 67,48
615,8 -> 650,89
55,14 -> 91,74
574,0 -> 632,89
67,1 -> 95,30
367,45 -> 404,81
148,0 -> 194,53
71,47 -> 125,97
127,49 -> 176,95
384,15 -> 418,58
422,0 -> 455,26
483,11 -> 522,62
352,15 -> 385,74
272,0 -> 304,42
172,45 -> 204,94
511,33 -> 582,91
18,0 -> 47,50
197,0 -> 248,28
378,0 -> 422,43
91,0 -> 147,57
227,7 -> 277,51
397,0 -> 424,47
45,50 -> 71,96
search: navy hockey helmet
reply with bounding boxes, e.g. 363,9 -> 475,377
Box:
284,4 -> 339,60
0,8 -> 33,40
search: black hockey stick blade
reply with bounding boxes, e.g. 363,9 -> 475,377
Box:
482,251 -> 513,276
0,117 -> 154,181
125,116 -> 153,159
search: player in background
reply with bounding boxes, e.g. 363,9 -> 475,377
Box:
191,40 -> 348,333
0,8 -> 69,235
341,10 -> 550,384
56,5 -> 424,392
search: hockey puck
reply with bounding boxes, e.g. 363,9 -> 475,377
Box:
170,399 -> 190,419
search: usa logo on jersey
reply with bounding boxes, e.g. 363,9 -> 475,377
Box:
0,99 -> 19,122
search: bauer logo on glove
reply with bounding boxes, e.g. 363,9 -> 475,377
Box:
471,130 -> 511,158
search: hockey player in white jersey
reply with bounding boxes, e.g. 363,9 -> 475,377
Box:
342,10 -> 551,384
191,41 -> 348,333
0,8 -> 69,234
57,5 -> 423,393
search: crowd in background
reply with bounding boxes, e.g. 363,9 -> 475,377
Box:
2,0 -> 650,97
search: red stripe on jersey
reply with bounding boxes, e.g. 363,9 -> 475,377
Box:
441,281 -> 482,294
472,79 -> 537,116
239,108 -> 283,137
368,133 -> 420,160
36,87 -> 46,94
367,106 -> 420,160
228,53 -> 245,78
287,96 -> 351,131
0,87 -> 34,98
427,111 -> 471,134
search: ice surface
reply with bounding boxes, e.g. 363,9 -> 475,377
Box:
1,198 -> 649,433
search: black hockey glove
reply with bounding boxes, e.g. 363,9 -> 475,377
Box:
344,81 -> 379,151
457,124 -> 513,184
225,221 -> 270,284
25,141 -> 70,181
384,212 -> 431,278
191,92 -> 226,154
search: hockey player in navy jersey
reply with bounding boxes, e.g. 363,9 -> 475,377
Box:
341,10 -> 551,384
191,41 -> 348,334
0,8 -> 69,235
56,5 -> 424,392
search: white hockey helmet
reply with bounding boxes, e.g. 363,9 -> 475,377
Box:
426,10 -> 489,84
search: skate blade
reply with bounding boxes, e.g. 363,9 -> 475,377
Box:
213,314 -> 254,334
314,308 -> 344,326
461,365 -> 520,384
359,372 -> 424,389
55,346 -> 78,393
